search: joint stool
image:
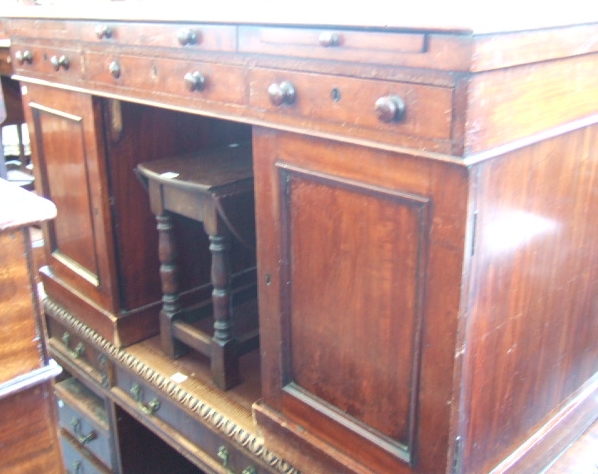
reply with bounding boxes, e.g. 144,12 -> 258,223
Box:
136,141 -> 258,390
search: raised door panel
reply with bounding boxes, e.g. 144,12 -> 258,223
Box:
254,128 -> 471,474
281,166 -> 428,460
24,84 -> 117,313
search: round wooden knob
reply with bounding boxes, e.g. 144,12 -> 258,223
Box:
50,55 -> 69,71
15,50 -> 33,65
319,31 -> 340,47
184,71 -> 206,92
109,60 -> 121,79
95,24 -> 113,40
375,95 -> 406,123
267,81 -> 296,106
177,28 -> 198,46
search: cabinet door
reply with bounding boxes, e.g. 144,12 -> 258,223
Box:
253,128 -> 470,474
24,84 -> 118,313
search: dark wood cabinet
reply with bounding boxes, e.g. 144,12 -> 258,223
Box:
4,7 -> 598,474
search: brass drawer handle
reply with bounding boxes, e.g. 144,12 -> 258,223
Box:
71,460 -> 83,474
109,60 -> 121,79
50,55 -> 69,71
375,95 -> 406,123
267,81 -> 296,107
130,383 -> 160,415
217,446 -> 257,474
319,31 -> 340,47
70,418 -> 97,445
177,28 -> 198,46
95,24 -> 113,40
73,343 -> 85,358
184,71 -> 206,92
15,50 -> 33,65
61,332 -> 85,359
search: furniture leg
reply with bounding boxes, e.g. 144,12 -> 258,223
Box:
208,232 -> 239,390
157,213 -> 187,359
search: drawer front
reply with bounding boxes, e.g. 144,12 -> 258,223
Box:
11,41 -> 82,80
57,397 -> 112,468
5,19 -> 80,41
47,317 -> 109,385
84,52 -> 157,91
80,21 -> 236,52
240,26 -> 426,65
85,52 -> 246,106
60,433 -> 111,474
249,67 -> 453,142
114,365 -> 270,473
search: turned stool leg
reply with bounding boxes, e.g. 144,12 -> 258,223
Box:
157,213 -> 187,359
209,232 -> 239,390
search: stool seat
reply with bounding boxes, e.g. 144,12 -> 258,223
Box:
136,143 -> 254,192
136,141 -> 258,390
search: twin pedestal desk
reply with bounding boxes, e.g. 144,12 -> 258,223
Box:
3,5 -> 598,473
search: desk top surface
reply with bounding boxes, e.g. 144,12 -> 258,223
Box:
2,0 -> 598,34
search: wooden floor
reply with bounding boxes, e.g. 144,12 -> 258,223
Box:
544,418 -> 598,473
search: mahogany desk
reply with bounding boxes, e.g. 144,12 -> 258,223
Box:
3,3 -> 598,473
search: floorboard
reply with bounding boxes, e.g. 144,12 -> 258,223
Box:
544,418 -> 598,473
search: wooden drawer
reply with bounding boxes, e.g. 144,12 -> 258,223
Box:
113,365 -> 269,473
55,378 -> 114,470
60,431 -> 111,474
4,19 -> 80,41
240,26 -> 426,65
249,67 -> 453,144
47,317 -> 109,386
85,52 -> 245,106
80,21 -> 236,52
11,41 -> 82,80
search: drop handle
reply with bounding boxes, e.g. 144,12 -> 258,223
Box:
70,418 -> 97,445
375,95 -> 406,123
130,383 -> 161,415
61,332 -> 85,359
15,50 -> 33,65
217,446 -> 257,474
184,71 -> 206,92
50,55 -> 69,71
267,81 -> 296,106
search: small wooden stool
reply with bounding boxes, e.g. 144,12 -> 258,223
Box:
136,142 -> 258,390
